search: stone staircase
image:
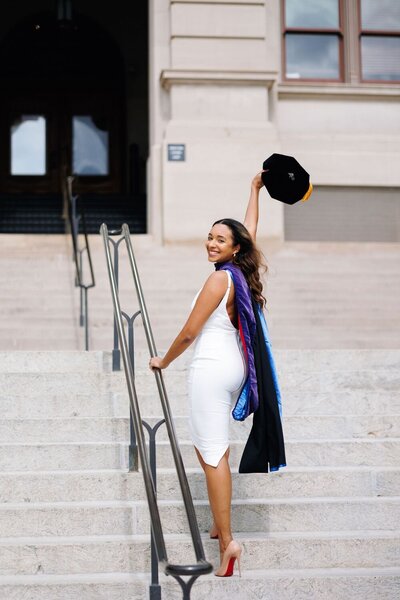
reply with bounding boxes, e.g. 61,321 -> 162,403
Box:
0,234 -> 399,598
0,348 -> 399,599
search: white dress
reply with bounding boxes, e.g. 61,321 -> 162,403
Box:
187,270 -> 247,467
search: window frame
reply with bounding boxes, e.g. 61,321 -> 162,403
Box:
358,0 -> 400,84
281,0 -> 345,83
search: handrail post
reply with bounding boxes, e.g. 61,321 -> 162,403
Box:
107,233 -> 124,371
79,250 -> 84,327
143,419 -> 165,600
122,309 -> 140,472
83,287 -> 89,352
112,237 -> 120,370
64,176 -> 95,351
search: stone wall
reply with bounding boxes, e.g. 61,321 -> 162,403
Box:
149,0 -> 400,243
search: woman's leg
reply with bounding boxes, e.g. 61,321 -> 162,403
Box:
208,448 -> 230,538
195,447 -> 233,556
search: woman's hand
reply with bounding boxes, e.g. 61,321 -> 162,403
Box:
251,171 -> 266,191
149,356 -> 167,371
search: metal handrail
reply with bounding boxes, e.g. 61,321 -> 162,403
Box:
100,223 -> 213,599
65,176 -> 95,350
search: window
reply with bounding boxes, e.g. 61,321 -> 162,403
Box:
283,0 -> 343,81
282,0 -> 400,84
360,0 -> 400,82
72,116 -> 109,176
11,115 -> 46,175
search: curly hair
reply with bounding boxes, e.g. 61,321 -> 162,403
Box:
212,218 -> 268,308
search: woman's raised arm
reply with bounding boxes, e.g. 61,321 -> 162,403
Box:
243,172 -> 265,242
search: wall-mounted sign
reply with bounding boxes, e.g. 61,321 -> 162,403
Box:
168,144 -> 185,161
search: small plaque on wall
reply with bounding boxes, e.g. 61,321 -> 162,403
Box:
168,144 -> 185,161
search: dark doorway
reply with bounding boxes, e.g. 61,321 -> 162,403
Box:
0,3 -> 148,233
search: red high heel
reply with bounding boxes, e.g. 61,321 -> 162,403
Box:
215,540 -> 242,577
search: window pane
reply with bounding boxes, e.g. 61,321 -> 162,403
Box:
73,116 -> 109,175
286,0 -> 339,28
361,36 -> 400,80
11,115 -> 46,175
286,34 -> 340,79
361,0 -> 400,31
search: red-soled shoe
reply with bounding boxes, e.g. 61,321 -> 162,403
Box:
214,540 -> 242,577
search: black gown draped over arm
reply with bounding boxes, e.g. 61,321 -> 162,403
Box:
238,298 -> 286,474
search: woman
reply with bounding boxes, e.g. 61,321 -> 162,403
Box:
149,172 -> 283,577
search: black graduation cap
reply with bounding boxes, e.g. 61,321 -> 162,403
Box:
261,153 -> 313,205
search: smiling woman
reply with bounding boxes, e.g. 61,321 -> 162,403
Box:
206,224 -> 239,262
149,171 -> 286,577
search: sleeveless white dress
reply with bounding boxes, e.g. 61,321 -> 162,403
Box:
187,270 -> 247,467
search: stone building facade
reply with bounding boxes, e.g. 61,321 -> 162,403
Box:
1,1 -> 399,241
150,0 -> 400,243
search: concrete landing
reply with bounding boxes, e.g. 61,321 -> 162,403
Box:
0,234 -> 399,351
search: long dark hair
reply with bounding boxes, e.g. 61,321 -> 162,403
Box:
212,218 -> 268,308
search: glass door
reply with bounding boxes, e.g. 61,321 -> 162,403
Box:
0,94 -> 122,195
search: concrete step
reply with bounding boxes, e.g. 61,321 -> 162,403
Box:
0,437 -> 399,471
0,567 -> 399,600
0,443 -> 125,471
0,467 -> 398,504
90,331 -> 400,351
2,348 -> 400,371
1,393 -> 120,418
5,310 -> 395,331
158,369 -> 400,394
153,349 -> 400,372
5,297 -> 389,322
0,367 -> 398,399
0,531 -> 399,576
0,338 -> 81,351
0,352 -> 110,373
0,414 -> 399,444
265,336 -> 400,351
3,389 -> 398,418
0,497 -> 398,537
3,349 -> 400,372
0,438 -> 400,471
175,567 -> 400,600
5,303 -> 399,321
0,330 -> 80,347
0,373 -> 125,397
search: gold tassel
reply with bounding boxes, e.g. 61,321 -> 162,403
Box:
301,182 -> 313,202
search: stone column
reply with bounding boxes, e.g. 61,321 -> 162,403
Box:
156,0 -> 284,242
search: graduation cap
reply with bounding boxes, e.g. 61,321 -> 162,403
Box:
261,153 -> 313,205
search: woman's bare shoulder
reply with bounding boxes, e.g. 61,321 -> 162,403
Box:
200,270 -> 229,294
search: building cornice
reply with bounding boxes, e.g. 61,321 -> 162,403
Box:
278,83 -> 400,100
160,69 -> 278,89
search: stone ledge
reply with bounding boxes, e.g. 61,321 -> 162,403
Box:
161,69 -> 277,89
278,83 -> 400,100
